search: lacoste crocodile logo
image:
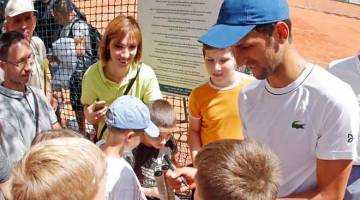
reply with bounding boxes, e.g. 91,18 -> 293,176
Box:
292,121 -> 305,129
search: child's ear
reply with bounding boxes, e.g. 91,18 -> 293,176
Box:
126,131 -> 136,140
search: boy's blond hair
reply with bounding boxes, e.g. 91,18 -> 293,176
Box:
31,129 -> 83,145
148,99 -> 176,129
195,139 -> 280,200
11,138 -> 106,200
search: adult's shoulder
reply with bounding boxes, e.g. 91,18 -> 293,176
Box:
236,71 -> 255,81
328,55 -> 356,72
138,62 -> 159,80
31,36 -> 46,56
327,55 -> 359,85
31,36 -> 45,46
139,62 -> 156,74
29,86 -> 47,98
83,61 -> 102,80
308,65 -> 353,95
239,78 -> 264,96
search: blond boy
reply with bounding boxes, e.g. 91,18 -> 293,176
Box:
11,137 -> 107,200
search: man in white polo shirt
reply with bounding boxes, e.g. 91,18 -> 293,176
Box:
198,0 -> 358,199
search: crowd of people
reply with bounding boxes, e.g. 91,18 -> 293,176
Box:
0,0 -> 359,199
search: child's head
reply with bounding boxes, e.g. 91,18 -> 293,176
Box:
194,139 -> 280,200
105,95 -> 160,152
11,137 -> 107,200
202,44 -> 237,87
142,99 -> 176,149
31,129 -> 83,145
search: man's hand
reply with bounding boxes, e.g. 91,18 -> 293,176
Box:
165,167 -> 197,193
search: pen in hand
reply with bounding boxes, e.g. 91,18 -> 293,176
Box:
163,154 -> 189,187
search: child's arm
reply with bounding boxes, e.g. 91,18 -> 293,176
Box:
188,117 -> 202,164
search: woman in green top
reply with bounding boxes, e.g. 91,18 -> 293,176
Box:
81,15 -> 162,139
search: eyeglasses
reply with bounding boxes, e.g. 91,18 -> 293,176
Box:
1,53 -> 34,69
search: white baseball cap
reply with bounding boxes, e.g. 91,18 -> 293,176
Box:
5,0 -> 37,17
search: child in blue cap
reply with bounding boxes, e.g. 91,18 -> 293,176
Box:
97,95 -> 160,200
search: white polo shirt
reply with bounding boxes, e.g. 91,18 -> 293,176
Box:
239,64 -> 359,197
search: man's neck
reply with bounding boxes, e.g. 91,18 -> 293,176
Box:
2,81 -> 26,92
267,47 -> 306,88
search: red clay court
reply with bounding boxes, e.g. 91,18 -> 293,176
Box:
289,0 -> 360,66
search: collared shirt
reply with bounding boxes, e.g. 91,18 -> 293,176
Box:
0,84 -> 57,167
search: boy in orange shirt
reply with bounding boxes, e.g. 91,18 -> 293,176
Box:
188,45 -> 253,162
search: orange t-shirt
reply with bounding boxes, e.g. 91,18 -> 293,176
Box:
189,73 -> 253,146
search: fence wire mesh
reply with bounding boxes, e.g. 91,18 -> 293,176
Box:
34,0 -> 191,166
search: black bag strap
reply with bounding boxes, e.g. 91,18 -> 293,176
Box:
95,65 -> 142,142
29,88 -> 39,134
68,17 -> 82,39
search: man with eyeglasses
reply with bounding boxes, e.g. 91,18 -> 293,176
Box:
1,0 -> 53,106
0,31 -> 60,168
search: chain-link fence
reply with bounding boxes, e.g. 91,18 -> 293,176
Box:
34,0 -> 191,166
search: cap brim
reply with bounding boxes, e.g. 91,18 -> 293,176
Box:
7,9 -> 37,17
198,24 -> 256,48
144,121 -> 160,138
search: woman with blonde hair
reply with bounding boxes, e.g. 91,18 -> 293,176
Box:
81,15 -> 162,140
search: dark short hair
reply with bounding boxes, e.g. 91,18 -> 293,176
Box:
254,19 -> 292,42
0,31 -> 26,60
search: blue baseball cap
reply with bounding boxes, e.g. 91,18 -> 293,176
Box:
198,0 -> 289,48
105,95 -> 159,138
